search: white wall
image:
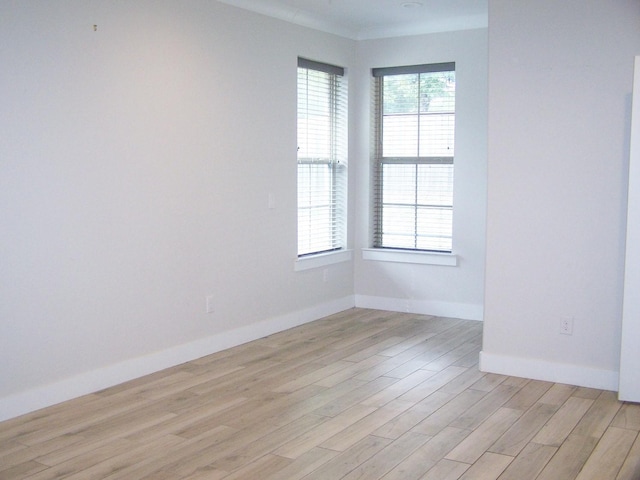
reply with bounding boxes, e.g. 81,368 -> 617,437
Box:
0,0 -> 356,420
481,0 -> 640,390
353,29 -> 488,321
0,1 -> 489,422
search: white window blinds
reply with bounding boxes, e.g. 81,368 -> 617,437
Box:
373,63 -> 455,252
297,58 -> 347,257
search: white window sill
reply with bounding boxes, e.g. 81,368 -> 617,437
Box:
361,248 -> 458,266
295,249 -> 353,271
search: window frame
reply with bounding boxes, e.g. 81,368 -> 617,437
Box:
296,57 -> 348,259
372,62 -> 456,254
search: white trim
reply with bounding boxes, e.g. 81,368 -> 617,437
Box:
0,296 -> 355,422
295,249 -> 353,271
362,248 -> 458,266
479,351 -> 619,392
620,56 -> 640,402
355,294 -> 483,321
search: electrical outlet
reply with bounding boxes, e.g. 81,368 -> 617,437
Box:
560,316 -> 573,335
206,295 -> 215,314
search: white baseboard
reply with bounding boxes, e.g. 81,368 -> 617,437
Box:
0,296 -> 355,422
354,294 -> 483,321
479,351 -> 619,392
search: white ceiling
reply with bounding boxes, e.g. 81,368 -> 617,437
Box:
216,0 -> 488,40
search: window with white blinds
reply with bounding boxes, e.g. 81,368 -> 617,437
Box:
297,58 -> 347,257
372,63 -> 455,252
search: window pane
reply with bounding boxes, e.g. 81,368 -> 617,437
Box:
383,74 -> 419,114
420,71 -> 455,113
298,164 -> 334,255
382,205 -> 417,249
417,164 -> 454,206
298,164 -> 332,207
382,164 -> 416,204
418,113 -> 455,156
297,70 -> 332,160
416,207 -> 452,251
298,207 -> 311,253
383,115 -> 418,157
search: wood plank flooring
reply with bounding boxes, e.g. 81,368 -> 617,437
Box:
1,308 -> 639,479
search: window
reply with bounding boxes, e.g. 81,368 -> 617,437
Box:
372,63 -> 455,252
297,58 -> 347,257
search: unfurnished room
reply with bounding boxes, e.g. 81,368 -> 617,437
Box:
2,1 -> 640,478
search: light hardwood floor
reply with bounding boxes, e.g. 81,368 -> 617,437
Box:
1,308 -> 639,479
